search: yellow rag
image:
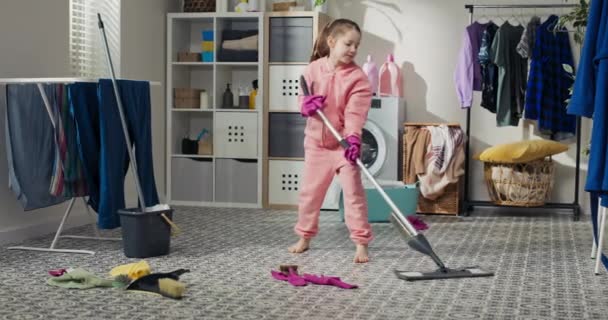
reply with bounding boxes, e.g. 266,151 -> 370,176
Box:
109,260 -> 151,280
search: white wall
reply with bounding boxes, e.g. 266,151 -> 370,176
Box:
0,0 -> 174,244
329,0 -> 590,212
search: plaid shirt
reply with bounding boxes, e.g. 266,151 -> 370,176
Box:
524,15 -> 576,140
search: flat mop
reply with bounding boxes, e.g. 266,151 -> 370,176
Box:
300,75 -> 493,281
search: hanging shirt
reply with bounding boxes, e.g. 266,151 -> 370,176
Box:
524,15 -> 576,140
478,22 -> 499,113
454,21 -> 491,108
516,16 -> 541,59
491,21 -> 527,127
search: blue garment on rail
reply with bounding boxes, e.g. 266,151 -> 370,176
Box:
97,79 -> 159,229
68,82 -> 101,213
566,0 -> 608,271
4,84 -> 67,210
524,15 -> 576,140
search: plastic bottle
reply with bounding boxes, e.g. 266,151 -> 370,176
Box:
362,55 -> 379,96
249,79 -> 258,109
222,83 -> 233,108
378,54 -> 402,97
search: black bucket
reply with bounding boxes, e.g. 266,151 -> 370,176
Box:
118,207 -> 174,258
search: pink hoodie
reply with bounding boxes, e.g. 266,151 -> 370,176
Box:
301,56 -> 372,149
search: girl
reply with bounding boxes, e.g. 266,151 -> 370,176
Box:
288,19 -> 373,263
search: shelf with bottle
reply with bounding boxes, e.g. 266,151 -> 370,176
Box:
170,64 -> 213,110
215,64 -> 260,110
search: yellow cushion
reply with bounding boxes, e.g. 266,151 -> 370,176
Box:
477,140 -> 569,163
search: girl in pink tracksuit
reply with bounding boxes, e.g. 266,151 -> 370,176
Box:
288,19 -> 373,263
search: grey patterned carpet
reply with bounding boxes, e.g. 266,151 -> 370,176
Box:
2,207 -> 608,320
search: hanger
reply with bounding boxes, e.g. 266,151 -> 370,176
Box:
476,7 -> 491,24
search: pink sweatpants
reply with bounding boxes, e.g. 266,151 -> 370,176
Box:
295,137 -> 373,245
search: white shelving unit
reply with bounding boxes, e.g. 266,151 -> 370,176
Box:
262,11 -> 331,209
167,12 -> 264,208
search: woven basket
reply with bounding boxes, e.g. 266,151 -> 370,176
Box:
483,158 -> 555,207
183,0 -> 215,12
402,128 -> 461,215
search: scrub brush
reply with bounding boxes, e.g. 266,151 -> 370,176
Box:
126,269 -> 190,299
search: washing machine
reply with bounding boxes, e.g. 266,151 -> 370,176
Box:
322,97 -> 405,210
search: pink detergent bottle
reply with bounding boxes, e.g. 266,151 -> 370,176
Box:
362,55 -> 379,96
378,54 -> 402,97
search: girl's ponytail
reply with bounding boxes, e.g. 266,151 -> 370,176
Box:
309,19 -> 362,62
310,21 -> 333,62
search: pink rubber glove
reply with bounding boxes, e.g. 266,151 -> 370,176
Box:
302,274 -> 358,289
270,269 -> 307,287
407,215 -> 429,231
344,135 -> 361,165
300,95 -> 326,117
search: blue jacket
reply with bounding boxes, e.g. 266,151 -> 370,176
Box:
568,0 -> 608,198
567,0 -> 608,271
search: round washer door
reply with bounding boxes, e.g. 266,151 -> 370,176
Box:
360,120 -> 386,177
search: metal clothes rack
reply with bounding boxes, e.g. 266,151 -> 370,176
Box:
0,77 -> 161,255
462,3 -> 582,221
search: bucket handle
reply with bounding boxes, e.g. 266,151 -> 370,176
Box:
161,213 -> 181,237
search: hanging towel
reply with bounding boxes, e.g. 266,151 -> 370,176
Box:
49,85 -> 88,198
68,82 -> 102,212
417,126 -> 466,200
4,84 -> 67,210
97,79 -> 160,229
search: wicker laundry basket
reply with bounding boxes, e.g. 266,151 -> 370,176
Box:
483,158 -> 555,207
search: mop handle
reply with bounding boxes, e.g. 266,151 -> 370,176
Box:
300,75 -> 418,237
98,14 -> 147,212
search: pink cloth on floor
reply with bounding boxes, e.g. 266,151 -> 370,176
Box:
271,270 -> 358,289
302,274 -> 358,289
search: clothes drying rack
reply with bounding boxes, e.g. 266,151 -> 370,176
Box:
462,3 -> 582,221
0,77 -> 161,255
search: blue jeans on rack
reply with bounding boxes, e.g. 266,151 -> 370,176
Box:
68,82 -> 101,212
97,79 -> 159,229
4,84 -> 67,210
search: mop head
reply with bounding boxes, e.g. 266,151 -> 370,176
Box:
394,266 -> 494,281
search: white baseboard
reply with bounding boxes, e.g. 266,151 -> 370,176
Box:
0,211 -> 92,246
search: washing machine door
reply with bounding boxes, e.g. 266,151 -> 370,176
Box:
361,120 -> 386,177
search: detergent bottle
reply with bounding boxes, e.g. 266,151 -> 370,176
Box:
378,54 -> 402,97
362,55 -> 379,96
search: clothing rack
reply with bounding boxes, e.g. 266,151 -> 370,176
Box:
462,3 -> 582,221
0,77 -> 160,255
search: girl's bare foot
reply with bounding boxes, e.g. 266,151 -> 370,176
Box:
354,244 -> 369,263
288,238 -> 310,253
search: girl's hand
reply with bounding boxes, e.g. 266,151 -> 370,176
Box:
300,95 -> 326,117
344,135 -> 361,165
